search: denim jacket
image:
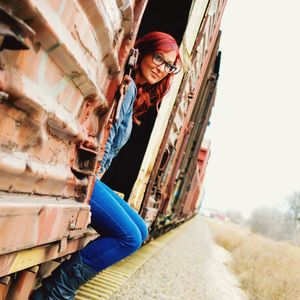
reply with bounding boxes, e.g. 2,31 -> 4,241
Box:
100,80 -> 137,173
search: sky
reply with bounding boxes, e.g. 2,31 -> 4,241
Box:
202,0 -> 300,218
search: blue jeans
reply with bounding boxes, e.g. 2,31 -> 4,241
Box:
80,180 -> 148,272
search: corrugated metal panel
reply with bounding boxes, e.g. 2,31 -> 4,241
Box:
0,0 -> 134,199
0,0 -> 135,256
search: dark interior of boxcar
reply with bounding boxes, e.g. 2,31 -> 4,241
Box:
101,0 -> 194,200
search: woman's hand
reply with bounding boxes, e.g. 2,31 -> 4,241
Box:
119,75 -> 132,98
114,75 -> 132,123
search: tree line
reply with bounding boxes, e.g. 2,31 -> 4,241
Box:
226,191 -> 300,244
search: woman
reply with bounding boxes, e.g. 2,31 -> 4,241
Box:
31,31 -> 181,300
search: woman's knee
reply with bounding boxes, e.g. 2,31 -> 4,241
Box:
139,221 -> 148,243
124,223 -> 148,254
122,229 -> 143,254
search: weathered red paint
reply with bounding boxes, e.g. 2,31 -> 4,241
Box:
0,1 -> 228,297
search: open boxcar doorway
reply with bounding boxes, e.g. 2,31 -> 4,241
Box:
101,0 -> 193,201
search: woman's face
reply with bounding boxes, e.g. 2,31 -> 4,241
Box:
136,50 -> 177,85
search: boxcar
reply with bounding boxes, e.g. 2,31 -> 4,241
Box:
0,0 -> 227,298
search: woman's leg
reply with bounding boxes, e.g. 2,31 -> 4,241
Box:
80,179 -> 148,272
95,180 -> 148,241
31,180 -> 148,300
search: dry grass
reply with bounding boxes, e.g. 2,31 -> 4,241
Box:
206,219 -> 300,300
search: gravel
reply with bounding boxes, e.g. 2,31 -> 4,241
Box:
110,215 -> 248,300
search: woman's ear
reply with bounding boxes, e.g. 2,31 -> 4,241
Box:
173,58 -> 182,75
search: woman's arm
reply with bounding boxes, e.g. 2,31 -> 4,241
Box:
99,80 -> 137,173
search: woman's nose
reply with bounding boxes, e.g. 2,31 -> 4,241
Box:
157,63 -> 165,72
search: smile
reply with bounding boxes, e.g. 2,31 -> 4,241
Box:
151,71 -> 160,78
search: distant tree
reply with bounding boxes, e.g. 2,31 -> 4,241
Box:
247,206 -> 286,240
225,210 -> 245,225
287,191 -> 300,226
246,193 -> 300,244
285,191 -> 300,243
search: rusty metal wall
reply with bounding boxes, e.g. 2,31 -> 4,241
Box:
0,0 -> 149,279
0,0 -> 228,297
172,38 -> 221,218
0,0 -> 136,200
182,140 -> 211,216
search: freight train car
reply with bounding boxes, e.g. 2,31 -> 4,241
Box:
0,0 -> 227,298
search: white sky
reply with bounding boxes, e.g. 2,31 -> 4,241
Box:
202,0 -> 300,218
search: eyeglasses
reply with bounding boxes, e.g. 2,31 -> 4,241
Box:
152,53 -> 177,74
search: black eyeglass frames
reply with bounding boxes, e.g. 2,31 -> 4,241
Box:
152,53 -> 177,74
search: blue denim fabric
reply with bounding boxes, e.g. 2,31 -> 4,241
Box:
80,180 -> 148,272
100,80 -> 137,172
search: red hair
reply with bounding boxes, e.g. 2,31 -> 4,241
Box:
133,32 -> 181,124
